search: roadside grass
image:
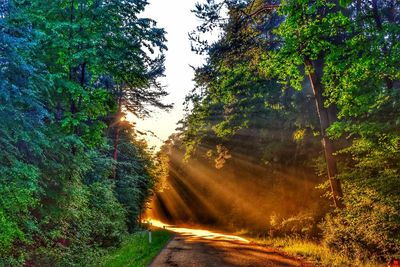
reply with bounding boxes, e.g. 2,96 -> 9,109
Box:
96,230 -> 172,267
250,236 -> 384,267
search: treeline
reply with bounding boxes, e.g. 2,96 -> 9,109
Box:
154,0 -> 400,263
0,0 -> 167,265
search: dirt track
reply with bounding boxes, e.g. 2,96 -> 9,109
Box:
149,225 -> 314,267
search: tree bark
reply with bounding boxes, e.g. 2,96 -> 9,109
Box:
112,91 -> 122,179
371,0 -> 394,90
304,57 -> 345,209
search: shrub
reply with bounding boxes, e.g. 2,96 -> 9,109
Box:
269,212 -> 320,238
322,188 -> 400,262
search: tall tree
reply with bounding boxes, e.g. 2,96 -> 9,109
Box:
273,0 -> 347,208
0,0 -> 47,263
0,0 -> 169,264
187,0 -> 400,260
189,0 -> 346,208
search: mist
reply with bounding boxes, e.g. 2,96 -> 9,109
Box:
147,140 -> 329,236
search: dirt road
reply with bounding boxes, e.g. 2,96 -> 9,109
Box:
149,223 -> 313,267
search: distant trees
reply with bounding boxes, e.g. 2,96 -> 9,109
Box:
0,0 -> 168,265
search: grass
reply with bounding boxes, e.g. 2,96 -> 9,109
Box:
96,230 -> 172,267
249,236 -> 384,267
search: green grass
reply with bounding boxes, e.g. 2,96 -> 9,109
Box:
250,236 -> 384,267
96,230 -> 172,267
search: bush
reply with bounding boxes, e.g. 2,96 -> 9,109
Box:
322,188 -> 400,262
87,182 -> 128,248
322,136 -> 400,262
0,163 -> 40,266
28,180 -> 128,267
269,212 -> 320,238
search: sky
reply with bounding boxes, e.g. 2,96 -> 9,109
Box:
128,0 -> 217,150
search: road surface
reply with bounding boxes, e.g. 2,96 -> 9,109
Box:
149,222 -> 313,267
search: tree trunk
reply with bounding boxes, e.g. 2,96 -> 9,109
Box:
371,0 -> 394,90
112,92 -> 122,179
77,62 -> 86,112
304,57 -> 344,209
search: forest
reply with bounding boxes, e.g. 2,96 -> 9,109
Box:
1,0 -> 399,266
150,0 -> 400,264
0,0 -> 169,265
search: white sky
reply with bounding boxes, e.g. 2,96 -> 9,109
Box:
129,0 -> 218,150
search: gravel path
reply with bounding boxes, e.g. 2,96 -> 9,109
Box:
149,225 -> 314,267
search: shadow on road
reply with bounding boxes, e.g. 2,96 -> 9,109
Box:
148,220 -> 314,267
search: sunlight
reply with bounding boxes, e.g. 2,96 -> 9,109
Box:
144,140 -> 323,235
146,219 -> 250,243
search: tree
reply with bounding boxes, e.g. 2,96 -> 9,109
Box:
189,0 -> 345,208
0,0 -> 169,264
272,0 -> 349,208
113,120 -> 157,231
186,0 -> 400,260
0,1 -> 48,263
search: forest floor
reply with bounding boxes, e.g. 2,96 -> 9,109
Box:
149,224 -> 313,267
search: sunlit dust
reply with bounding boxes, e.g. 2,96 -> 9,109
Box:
145,219 -> 250,243
144,141 -> 324,233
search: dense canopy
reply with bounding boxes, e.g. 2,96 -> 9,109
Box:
150,0 -> 400,263
1,0 -> 400,265
0,0 -> 168,265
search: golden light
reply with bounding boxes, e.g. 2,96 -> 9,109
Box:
146,219 -> 250,243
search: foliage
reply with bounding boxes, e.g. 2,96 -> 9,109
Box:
2,0 -> 400,264
268,212 -> 320,239
160,0 -> 326,235
113,122 -> 157,232
163,0 -> 400,263
322,136 -> 400,261
0,0 -> 168,265
95,230 -> 172,267
0,2 -> 46,263
152,135 -> 327,233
